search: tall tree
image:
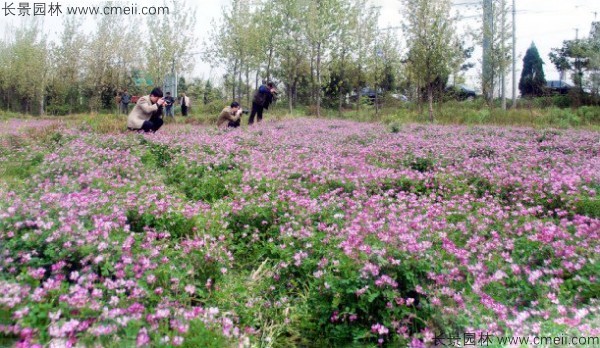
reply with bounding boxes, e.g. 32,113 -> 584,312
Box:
587,21 -> 600,97
205,0 -> 263,102
351,1 -> 378,112
0,20 -> 48,114
85,4 -> 142,111
402,0 -> 460,122
518,42 -> 546,97
480,0 -> 512,105
146,0 -> 197,92
47,16 -> 87,114
272,0 -> 310,112
304,0 -> 343,117
550,41 -> 589,91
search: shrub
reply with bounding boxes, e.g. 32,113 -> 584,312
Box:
165,161 -> 242,203
295,253 -> 433,346
575,198 -> 600,218
140,140 -> 180,168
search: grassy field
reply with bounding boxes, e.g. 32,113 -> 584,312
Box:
0,111 -> 599,347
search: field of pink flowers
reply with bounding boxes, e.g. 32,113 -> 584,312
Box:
0,118 -> 599,347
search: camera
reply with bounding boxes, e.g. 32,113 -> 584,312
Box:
241,109 -> 250,115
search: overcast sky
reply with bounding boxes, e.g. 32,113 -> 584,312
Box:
2,0 -> 599,92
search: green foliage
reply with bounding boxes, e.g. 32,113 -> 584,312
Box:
165,160 -> 242,203
575,198 -> 600,218
519,43 -> 547,97
403,0 -> 460,121
309,179 -> 357,198
181,319 -> 230,348
140,140 -> 180,168
125,210 -> 197,239
224,202 -> 283,266
296,253 -> 432,346
0,152 -> 44,180
577,106 -> 600,123
389,122 -> 402,133
465,176 -> 494,198
365,177 -> 431,196
560,262 -> 600,304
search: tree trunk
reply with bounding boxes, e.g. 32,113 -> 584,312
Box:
286,56 -> 293,114
428,86 -> 434,123
338,52 -> 345,117
232,59 -> 238,101
255,70 -> 259,91
237,57 -> 243,102
266,45 -> 274,83
39,90 -> 45,115
316,42 -> 321,118
310,54 -> 315,108
245,65 -> 250,107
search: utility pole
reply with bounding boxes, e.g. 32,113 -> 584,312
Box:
512,0 -> 516,108
482,0 -> 493,104
501,0 -> 506,110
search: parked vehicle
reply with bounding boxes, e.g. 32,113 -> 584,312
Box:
391,93 -> 409,102
445,85 -> 477,100
546,80 -> 572,95
349,87 -> 382,104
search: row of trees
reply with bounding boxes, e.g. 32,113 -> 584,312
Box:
205,0 -> 401,116
205,0 -> 520,119
0,1 -> 197,115
519,22 -> 600,102
0,0 -> 514,118
9,0 -> 598,117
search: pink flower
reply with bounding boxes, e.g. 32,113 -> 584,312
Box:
371,323 -> 389,335
184,285 -> 196,295
136,328 -> 150,347
27,267 -> 46,280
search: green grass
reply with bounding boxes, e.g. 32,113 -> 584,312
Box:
3,102 -> 600,130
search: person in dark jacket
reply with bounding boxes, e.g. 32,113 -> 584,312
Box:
163,92 -> 175,119
248,82 -> 277,125
121,89 -> 131,114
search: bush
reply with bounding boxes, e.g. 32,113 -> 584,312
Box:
575,198 -> 600,218
165,160 -> 242,203
295,253 -> 433,346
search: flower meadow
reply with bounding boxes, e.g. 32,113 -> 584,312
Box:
0,118 -> 599,347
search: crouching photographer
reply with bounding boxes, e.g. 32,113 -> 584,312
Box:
217,101 -> 247,129
127,87 -> 166,133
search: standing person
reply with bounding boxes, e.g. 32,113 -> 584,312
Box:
248,82 -> 277,125
115,92 -> 122,112
121,89 -> 131,114
127,87 -> 166,133
179,92 -> 190,116
217,101 -> 244,129
163,91 -> 175,119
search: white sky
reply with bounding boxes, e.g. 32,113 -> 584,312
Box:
2,0 -> 599,93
